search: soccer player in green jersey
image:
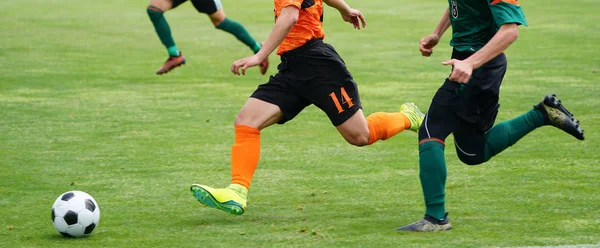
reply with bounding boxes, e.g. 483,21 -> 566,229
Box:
396,0 -> 585,232
146,0 -> 269,75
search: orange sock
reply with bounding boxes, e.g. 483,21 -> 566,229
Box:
366,112 -> 411,145
230,125 -> 261,189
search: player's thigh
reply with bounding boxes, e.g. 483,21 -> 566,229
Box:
470,53 -> 507,92
190,0 -> 222,15
309,77 -> 362,127
457,53 -> 506,111
249,73 -> 311,126
306,74 -> 366,145
235,98 -> 283,130
418,82 -> 459,142
453,121 -> 486,165
149,0 -> 177,11
297,42 -> 362,127
458,67 -> 503,132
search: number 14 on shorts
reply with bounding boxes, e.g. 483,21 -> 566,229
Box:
329,87 -> 354,113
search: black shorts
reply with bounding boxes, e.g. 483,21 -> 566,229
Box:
173,0 -> 221,14
251,39 -> 362,126
419,50 -> 507,161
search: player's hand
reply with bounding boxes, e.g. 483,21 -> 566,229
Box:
419,34 -> 440,57
231,54 -> 263,76
340,8 -> 366,29
442,59 -> 474,84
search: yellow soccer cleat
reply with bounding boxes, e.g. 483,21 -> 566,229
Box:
400,102 -> 425,132
190,184 -> 248,215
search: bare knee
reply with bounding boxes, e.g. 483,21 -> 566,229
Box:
234,112 -> 250,126
148,0 -> 172,12
209,10 -> 226,26
210,15 -> 225,26
343,133 -> 370,147
336,110 -> 370,146
233,99 -> 283,130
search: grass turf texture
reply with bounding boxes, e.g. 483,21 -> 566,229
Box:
1,0 -> 599,247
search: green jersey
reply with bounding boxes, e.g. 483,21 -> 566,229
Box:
448,0 -> 527,52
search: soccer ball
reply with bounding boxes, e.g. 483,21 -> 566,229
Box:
51,191 -> 100,237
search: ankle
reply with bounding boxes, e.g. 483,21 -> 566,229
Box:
227,184 -> 248,196
424,212 -> 450,225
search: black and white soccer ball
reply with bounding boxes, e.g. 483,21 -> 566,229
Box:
51,191 -> 100,237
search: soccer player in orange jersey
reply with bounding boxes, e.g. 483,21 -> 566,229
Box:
190,0 -> 424,215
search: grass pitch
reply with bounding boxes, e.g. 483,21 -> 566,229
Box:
1,0 -> 599,247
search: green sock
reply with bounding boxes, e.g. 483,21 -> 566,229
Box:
216,18 -> 261,53
167,46 -> 180,57
419,141 -> 447,220
483,109 -> 545,160
147,6 -> 180,56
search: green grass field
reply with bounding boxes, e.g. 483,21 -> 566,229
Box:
1,0 -> 599,247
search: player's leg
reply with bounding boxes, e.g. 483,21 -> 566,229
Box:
190,0 -> 268,74
454,106 -> 543,166
147,0 -> 187,74
399,54 -> 507,231
207,9 -> 261,54
396,81 -> 458,232
301,42 -> 423,146
455,54 -> 583,165
457,94 -> 584,165
190,98 -> 282,215
334,102 -> 424,147
191,72 -> 310,215
451,57 -> 505,165
453,93 -> 539,165
147,0 -> 179,56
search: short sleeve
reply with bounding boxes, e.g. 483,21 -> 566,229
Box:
489,0 -> 528,27
276,0 -> 303,9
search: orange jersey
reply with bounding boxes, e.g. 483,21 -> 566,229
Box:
274,0 -> 325,55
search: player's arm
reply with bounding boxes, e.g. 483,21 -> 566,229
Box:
443,23 -> 519,83
323,0 -> 366,29
420,9 -> 451,57
231,6 -> 299,75
443,0 -> 526,83
463,23 -> 518,68
255,6 -> 299,62
431,8 -> 451,40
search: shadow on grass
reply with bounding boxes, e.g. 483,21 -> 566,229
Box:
44,233 -> 95,241
183,208 -> 305,227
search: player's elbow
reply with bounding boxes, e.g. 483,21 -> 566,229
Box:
501,23 -> 519,43
279,6 -> 299,24
286,16 -> 299,26
507,28 -> 519,43
287,11 -> 299,23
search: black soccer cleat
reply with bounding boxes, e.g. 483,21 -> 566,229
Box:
395,213 -> 453,232
534,94 -> 584,140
